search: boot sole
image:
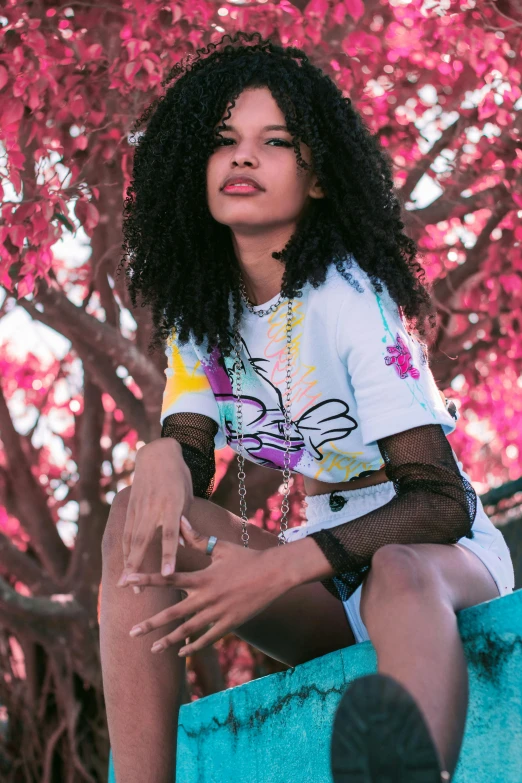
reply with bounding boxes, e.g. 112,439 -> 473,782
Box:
331,673 -> 444,783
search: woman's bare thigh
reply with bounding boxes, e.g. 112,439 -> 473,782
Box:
180,496 -> 357,665
109,489 -> 356,667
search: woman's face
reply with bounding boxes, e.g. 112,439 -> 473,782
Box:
206,86 -> 323,234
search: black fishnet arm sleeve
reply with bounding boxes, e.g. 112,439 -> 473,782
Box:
309,424 -> 477,602
160,412 -> 218,499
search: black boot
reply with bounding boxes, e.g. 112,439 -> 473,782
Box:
331,673 -> 451,783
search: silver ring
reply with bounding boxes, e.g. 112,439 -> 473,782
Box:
206,535 -> 218,557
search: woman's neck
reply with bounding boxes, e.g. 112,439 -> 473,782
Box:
232,227 -> 289,305
240,265 -> 283,306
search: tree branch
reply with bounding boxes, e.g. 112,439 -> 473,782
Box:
480,477 -> 522,507
64,380 -> 108,610
436,317 -> 488,358
0,576 -> 101,686
18,298 -> 155,442
24,279 -> 164,417
404,183 -> 510,237
0,533 -> 61,595
0,387 -> 70,581
399,109 -> 478,201
433,197 -> 513,308
430,339 -> 492,388
0,576 -> 83,632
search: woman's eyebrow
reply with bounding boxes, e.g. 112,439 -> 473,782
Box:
221,124 -> 290,132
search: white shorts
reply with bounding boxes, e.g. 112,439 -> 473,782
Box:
283,470 -> 515,645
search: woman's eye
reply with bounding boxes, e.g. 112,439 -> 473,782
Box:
212,138 -> 292,148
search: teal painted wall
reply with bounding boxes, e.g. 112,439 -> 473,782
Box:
108,589 -> 522,783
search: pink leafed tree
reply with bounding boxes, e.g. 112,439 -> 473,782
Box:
0,1 -> 521,779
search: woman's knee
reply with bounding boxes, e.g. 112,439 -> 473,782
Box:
101,486 -> 132,561
361,544 -> 438,613
101,488 -> 209,574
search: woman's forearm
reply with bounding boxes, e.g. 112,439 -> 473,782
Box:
262,536 -> 336,591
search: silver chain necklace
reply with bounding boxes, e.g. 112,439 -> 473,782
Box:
233,278 -> 294,547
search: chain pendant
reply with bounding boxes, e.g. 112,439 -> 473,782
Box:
233,320 -> 250,547
234,293 -> 294,549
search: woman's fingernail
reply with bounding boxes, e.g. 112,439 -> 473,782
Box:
179,536 -> 185,547
126,574 -> 140,583
181,515 -> 192,529
132,586 -> 142,594
151,643 -> 165,653
162,563 -> 173,576
129,626 -> 143,637
117,574 -> 128,586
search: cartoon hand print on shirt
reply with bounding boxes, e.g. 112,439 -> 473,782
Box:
200,336 -> 358,470
384,334 -> 420,380
219,394 -> 357,468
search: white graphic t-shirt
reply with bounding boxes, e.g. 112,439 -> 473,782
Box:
160,258 -> 456,484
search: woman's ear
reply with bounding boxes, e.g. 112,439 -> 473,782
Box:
309,178 -> 325,199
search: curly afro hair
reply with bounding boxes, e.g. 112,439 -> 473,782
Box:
119,30 -> 434,358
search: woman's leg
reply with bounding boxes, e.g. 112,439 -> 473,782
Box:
101,487 -> 355,783
359,542 -> 500,777
100,489 -> 185,783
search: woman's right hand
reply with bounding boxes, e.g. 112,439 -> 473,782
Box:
117,438 -> 193,588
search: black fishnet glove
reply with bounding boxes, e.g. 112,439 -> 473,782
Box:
160,412 -> 218,499
309,424 -> 476,602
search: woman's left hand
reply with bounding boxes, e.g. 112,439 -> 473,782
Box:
125,516 -> 292,657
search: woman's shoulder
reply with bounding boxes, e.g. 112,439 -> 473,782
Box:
311,255 -> 396,317
316,255 -> 371,293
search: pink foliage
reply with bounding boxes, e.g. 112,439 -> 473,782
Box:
1,0 -> 521,714
0,2 -> 521,523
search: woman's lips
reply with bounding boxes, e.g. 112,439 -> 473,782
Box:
222,183 -> 262,194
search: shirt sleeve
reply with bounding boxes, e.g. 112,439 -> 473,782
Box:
309,424 -> 476,602
160,328 -> 226,450
336,278 -> 456,445
161,412 -> 218,499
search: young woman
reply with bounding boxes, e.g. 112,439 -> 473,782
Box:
100,32 -> 515,783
